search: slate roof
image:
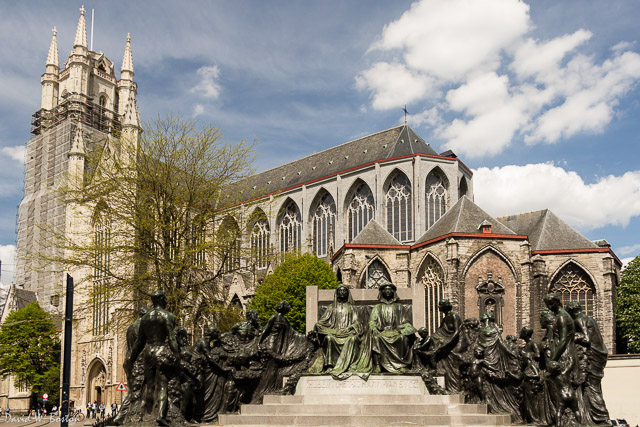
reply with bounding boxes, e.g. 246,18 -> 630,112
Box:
226,125 -> 442,205
415,196 -> 517,245
497,210 -> 598,252
13,288 -> 37,310
351,220 -> 403,246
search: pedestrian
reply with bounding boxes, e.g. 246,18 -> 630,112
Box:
5,407 -> 9,416
114,402 -> 118,415
52,405 -> 57,415
99,402 -> 105,419
86,403 -> 90,418
92,401 -> 97,419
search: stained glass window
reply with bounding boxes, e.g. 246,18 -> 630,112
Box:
312,192 -> 336,257
550,263 -> 596,316
361,259 -> 391,289
426,169 -> 448,229
386,172 -> 413,242
280,201 -> 302,253
347,183 -> 375,242
418,255 -> 444,334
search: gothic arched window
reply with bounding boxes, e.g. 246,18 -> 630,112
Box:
417,255 -> 445,334
312,192 -> 336,257
250,212 -> 270,269
347,183 -> 375,242
218,216 -> 241,274
361,259 -> 391,289
93,209 -> 110,335
459,177 -> 468,199
386,172 -> 412,242
550,263 -> 596,316
191,215 -> 206,267
279,201 -> 302,253
426,169 -> 448,229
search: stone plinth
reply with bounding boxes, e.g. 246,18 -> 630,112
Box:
217,375 -> 513,426
295,374 -> 427,395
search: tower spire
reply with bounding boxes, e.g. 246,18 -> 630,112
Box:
121,33 -> 134,79
74,5 -> 87,48
46,27 -> 59,69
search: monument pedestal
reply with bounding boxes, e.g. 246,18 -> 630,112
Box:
218,375 -> 512,426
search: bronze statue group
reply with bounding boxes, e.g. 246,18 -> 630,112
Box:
110,283 -> 611,427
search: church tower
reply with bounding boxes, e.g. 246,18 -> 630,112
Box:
16,7 -> 140,312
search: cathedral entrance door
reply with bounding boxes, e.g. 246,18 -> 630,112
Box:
86,359 -> 107,406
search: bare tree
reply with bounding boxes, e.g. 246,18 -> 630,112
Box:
42,114 -> 256,330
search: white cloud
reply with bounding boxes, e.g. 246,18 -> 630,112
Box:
621,257 -> 635,269
408,107 -> 442,128
191,65 -> 222,99
0,244 -> 16,285
371,0 -> 530,81
193,104 -> 204,117
525,50 -> 640,144
0,145 -> 26,163
355,62 -> 433,110
357,0 -> 640,158
474,163 -> 640,230
618,244 -> 640,257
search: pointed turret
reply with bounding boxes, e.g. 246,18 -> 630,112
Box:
41,27 -> 60,110
73,5 -> 88,52
46,27 -> 59,70
122,91 -> 140,128
121,33 -> 134,80
67,127 -> 86,191
70,127 -> 85,157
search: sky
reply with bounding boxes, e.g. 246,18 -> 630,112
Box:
0,0 -> 639,284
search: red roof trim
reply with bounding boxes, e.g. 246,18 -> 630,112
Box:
224,153 -> 472,210
330,243 -> 408,261
331,232 -> 528,261
410,232 -> 528,250
532,248 -> 622,266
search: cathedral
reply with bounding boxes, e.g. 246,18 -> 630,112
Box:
4,7 -> 140,412
3,6 -> 622,413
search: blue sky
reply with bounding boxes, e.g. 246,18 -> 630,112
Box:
0,0 -> 639,284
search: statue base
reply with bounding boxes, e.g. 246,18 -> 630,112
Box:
217,375 -> 512,426
294,374 -> 428,395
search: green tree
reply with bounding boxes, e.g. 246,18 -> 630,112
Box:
249,253 -> 340,333
617,255 -> 640,353
0,302 -> 61,403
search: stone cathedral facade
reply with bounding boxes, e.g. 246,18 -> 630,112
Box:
220,125 -> 621,352
6,6 -> 622,414
6,8 -> 140,411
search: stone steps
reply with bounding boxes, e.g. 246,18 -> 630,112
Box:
216,376 -> 513,427
263,393 -> 465,405
219,413 -> 512,426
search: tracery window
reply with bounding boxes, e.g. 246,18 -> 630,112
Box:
418,256 -> 445,334
251,215 -> 270,269
312,192 -> 336,257
93,215 -> 110,335
426,169 -> 448,229
347,183 -> 375,242
190,215 -> 206,267
280,201 -> 302,253
361,259 -> 391,289
550,263 -> 596,316
386,172 -> 413,242
218,217 -> 240,274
